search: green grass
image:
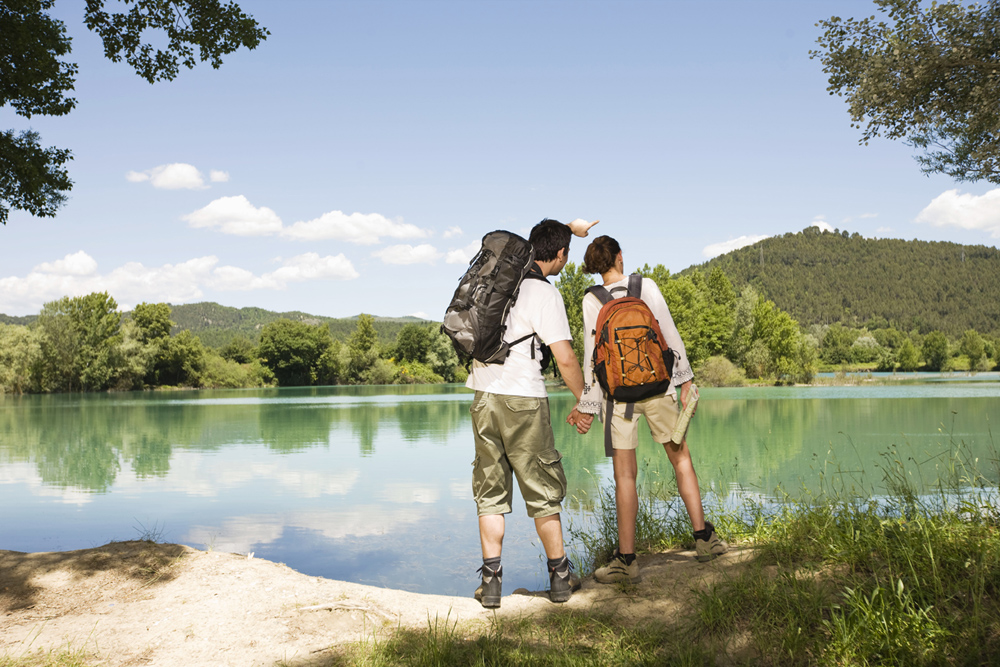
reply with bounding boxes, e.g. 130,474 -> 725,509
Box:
323,437 -> 1000,666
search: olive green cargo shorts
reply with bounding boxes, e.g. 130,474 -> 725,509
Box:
470,391 -> 567,519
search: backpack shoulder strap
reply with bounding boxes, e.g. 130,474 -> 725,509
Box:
523,262 -> 549,284
585,284 -> 614,305
626,273 -> 643,299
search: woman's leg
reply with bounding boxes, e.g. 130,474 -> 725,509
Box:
662,438 -> 706,532
611,448 -> 639,553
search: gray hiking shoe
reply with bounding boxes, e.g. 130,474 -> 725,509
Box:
474,564 -> 502,608
594,551 -> 642,584
695,521 -> 729,562
548,560 -> 581,603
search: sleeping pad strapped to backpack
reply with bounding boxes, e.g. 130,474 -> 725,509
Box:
441,230 -> 539,365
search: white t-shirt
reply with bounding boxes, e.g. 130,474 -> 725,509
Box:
466,277 -> 572,398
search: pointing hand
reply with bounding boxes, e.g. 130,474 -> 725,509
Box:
567,219 -> 600,238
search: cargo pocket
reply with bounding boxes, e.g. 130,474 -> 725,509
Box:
536,449 -> 567,503
503,396 -> 540,412
471,455 -> 484,501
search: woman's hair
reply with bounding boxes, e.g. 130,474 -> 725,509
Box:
583,235 -> 621,274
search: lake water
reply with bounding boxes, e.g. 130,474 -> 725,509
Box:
2,379 -> 999,596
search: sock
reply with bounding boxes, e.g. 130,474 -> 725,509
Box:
619,552 -> 636,566
482,557 -> 501,575
547,555 -> 569,573
693,521 -> 714,541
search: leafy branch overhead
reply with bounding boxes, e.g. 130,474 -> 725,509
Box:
812,0 -> 1000,183
0,0 -> 268,224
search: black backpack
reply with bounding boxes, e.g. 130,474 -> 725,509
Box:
442,230 -> 549,367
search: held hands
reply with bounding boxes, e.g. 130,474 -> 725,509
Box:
567,219 -> 599,238
566,407 -> 594,434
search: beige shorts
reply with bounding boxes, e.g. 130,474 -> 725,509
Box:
610,392 -> 681,450
469,391 -> 567,518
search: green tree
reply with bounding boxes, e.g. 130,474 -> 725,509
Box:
35,291 -> 121,391
0,323 -> 41,393
395,323 -> 433,363
922,330 -> 950,371
258,319 -> 333,386
156,329 -> 206,386
131,302 -> 173,342
813,0 -> 1000,182
219,335 -> 256,364
347,314 -> 380,381
555,261 -> 594,366
1,0 -> 267,223
959,328 -> 986,369
897,337 -> 920,371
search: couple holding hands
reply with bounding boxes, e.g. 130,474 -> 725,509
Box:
466,218 -> 726,609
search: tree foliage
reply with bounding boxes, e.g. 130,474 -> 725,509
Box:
813,0 -> 1000,182
554,262 -> 595,366
1,0 -> 267,223
693,226 -> 1000,336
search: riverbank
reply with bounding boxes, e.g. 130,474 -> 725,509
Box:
0,541 -> 746,667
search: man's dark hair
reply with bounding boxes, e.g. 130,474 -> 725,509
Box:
528,218 -> 571,262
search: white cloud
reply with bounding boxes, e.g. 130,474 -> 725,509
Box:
182,195 -> 283,236
442,226 -> 463,239
126,163 -> 209,189
409,311 -> 430,320
0,252 -> 358,315
372,244 -> 442,265
876,226 -> 893,234
814,221 -> 834,233
263,252 -> 360,285
445,241 -> 481,265
281,211 -> 428,244
209,170 -> 230,183
34,251 -> 98,276
916,188 -> 1000,237
701,234 -> 770,259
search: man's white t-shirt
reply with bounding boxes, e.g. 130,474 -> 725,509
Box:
465,277 -> 572,398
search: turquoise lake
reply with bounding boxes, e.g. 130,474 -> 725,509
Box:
2,377 -> 999,596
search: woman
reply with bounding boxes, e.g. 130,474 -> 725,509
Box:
571,235 -> 727,584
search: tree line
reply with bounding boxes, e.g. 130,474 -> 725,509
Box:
3,267 -> 999,394
0,293 -> 465,394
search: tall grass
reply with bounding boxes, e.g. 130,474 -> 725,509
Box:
325,430 -> 1000,666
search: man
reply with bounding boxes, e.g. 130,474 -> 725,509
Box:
467,217 -> 597,608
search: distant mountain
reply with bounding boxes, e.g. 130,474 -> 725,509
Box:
168,302 -> 429,348
687,226 -> 1000,336
0,314 -> 35,326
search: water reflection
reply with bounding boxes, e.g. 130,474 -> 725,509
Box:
1,382 -> 999,595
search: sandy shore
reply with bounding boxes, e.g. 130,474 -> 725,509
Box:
1,541 -> 745,666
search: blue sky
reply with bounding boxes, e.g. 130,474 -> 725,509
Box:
3,0 -> 998,319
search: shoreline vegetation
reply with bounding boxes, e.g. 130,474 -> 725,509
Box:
3,442 -> 999,666
2,259 -> 998,395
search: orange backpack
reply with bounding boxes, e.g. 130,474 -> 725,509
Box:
588,275 -> 676,454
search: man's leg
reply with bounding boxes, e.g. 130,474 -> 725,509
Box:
533,513 -> 564,559
479,513 -> 505,558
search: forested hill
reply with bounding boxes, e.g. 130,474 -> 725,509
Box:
686,226 -> 1000,336
169,302 -> 426,348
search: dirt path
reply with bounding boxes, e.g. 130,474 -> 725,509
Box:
1,541 -> 746,666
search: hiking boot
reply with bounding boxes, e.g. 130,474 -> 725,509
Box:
594,551 -> 642,584
695,521 -> 729,562
548,560 -> 581,603
474,564 -> 502,608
